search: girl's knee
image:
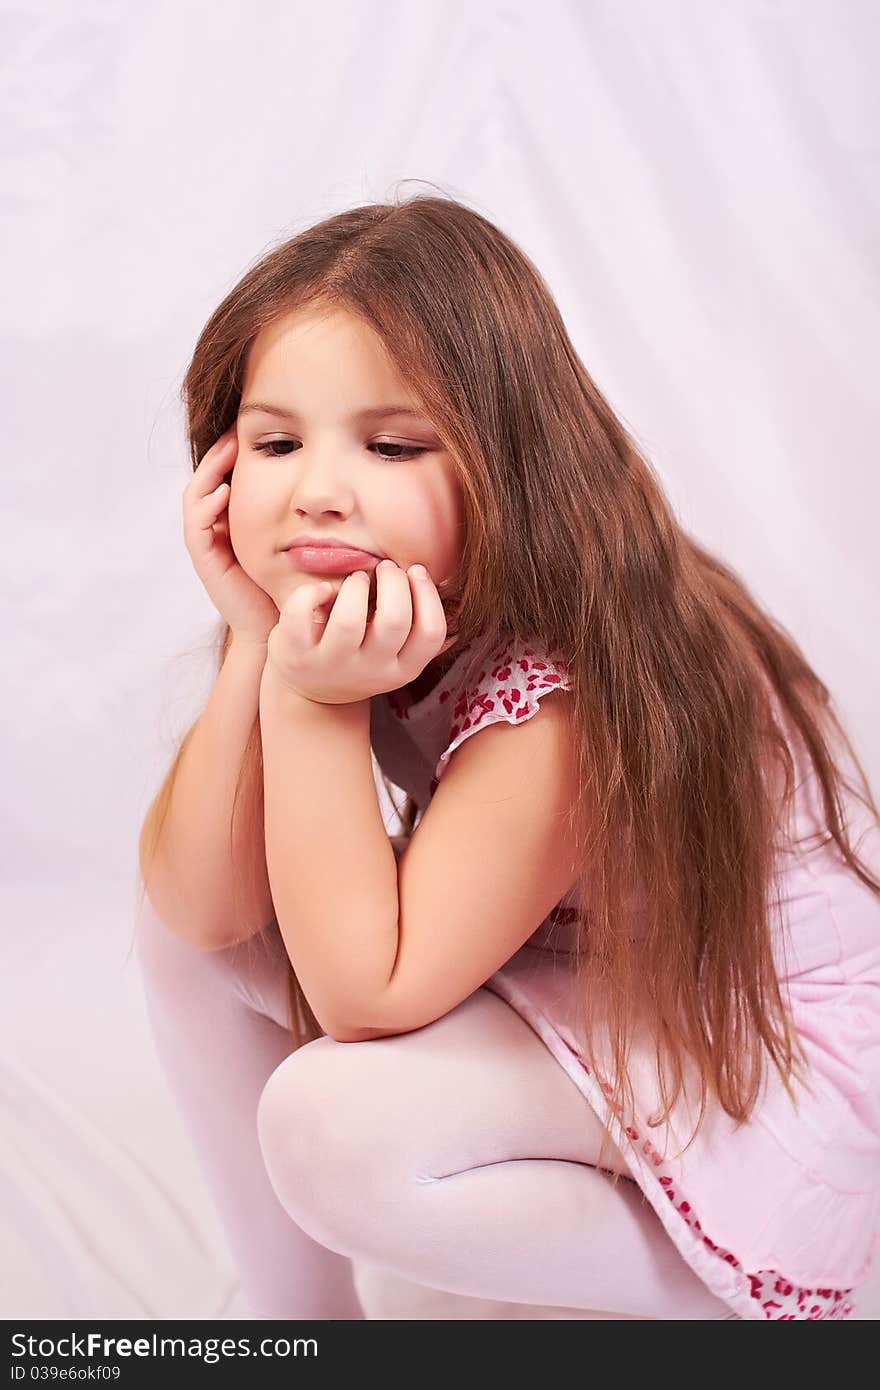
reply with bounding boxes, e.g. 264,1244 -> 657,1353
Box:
256,1034 -> 408,1176
255,1038 -> 371,1215
256,1038 -> 417,1249
257,1037 -> 341,1152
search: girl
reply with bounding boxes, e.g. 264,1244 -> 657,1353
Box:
134,194 -> 880,1321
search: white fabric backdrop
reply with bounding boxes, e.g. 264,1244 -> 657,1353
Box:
2,0 -> 878,1319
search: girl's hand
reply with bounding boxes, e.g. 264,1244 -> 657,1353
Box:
182,427 -> 280,644
264,560 -> 458,706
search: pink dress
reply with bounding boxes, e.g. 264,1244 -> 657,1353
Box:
369,636 -> 880,1321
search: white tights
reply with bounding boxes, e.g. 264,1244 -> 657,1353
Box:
133,893 -> 735,1320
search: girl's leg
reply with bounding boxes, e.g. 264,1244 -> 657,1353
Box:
256,987 -> 734,1320
133,893 -> 364,1320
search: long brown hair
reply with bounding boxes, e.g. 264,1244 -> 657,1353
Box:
136,189 -> 880,1182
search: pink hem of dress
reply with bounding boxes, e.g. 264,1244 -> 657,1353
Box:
484,966 -> 857,1321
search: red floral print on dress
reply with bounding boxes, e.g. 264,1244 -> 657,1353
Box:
583,1069 -> 854,1319
433,643 -> 573,782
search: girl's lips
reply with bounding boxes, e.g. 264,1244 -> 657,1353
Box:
284,547 -> 382,575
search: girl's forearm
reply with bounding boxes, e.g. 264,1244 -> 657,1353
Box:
141,637 -> 275,949
258,662 -> 400,1038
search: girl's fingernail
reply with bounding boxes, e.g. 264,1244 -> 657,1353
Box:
410,564 -> 428,580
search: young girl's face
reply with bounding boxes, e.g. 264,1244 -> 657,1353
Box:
229,304 -> 464,628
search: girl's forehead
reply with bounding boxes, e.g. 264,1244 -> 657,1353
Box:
242,341 -> 440,441
254,303 -> 374,353
245,307 -> 410,392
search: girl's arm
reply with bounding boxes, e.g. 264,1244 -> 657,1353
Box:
259,664 -> 580,1043
258,663 -> 401,1040
140,637 -> 276,949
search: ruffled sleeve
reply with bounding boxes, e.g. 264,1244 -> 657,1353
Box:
431,641 -> 572,791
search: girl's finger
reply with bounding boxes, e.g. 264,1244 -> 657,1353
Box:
409,563 -> 447,627
370,561 -> 414,654
201,435 -> 235,467
311,581 -> 333,628
189,483 -> 229,531
193,481 -> 227,508
319,569 -> 371,652
399,564 -> 449,664
280,579 -> 335,649
190,435 -> 237,492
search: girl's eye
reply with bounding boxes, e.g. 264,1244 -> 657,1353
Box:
251,440 -> 427,462
371,442 -> 428,462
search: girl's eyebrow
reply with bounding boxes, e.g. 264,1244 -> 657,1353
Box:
238,401 -> 429,422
